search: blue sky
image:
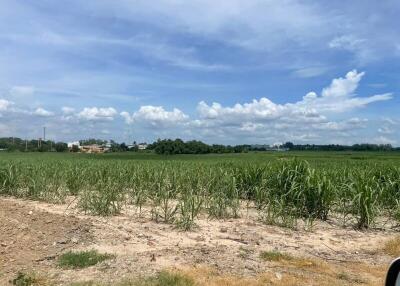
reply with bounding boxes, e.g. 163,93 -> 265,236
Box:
0,0 -> 399,145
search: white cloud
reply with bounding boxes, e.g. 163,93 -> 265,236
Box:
198,71 -> 390,125
378,126 -> 394,135
10,85 -> 35,97
381,117 -> 398,126
187,70 -> 392,143
121,106 -> 189,127
329,35 -> 366,51
0,99 -> 12,112
372,136 -> 396,145
321,70 -> 364,98
292,66 -> 329,78
78,107 -> 117,121
34,107 -> 54,117
61,106 -> 75,114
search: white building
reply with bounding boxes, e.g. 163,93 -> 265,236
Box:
67,141 -> 80,148
138,143 -> 148,150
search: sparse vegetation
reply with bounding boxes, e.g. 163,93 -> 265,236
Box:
69,271 -> 194,286
259,250 -> 293,262
58,250 -> 114,269
11,272 -> 45,286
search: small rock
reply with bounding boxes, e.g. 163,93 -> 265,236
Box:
194,235 -> 205,242
245,265 -> 255,271
28,211 -> 33,215
275,272 -> 282,280
1,242 -> 7,247
124,235 -> 131,241
57,239 -> 68,245
71,237 -> 79,244
220,227 -> 228,233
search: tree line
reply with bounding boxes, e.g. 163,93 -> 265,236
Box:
0,137 -> 398,154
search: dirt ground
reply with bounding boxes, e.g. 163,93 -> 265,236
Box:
0,196 -> 398,285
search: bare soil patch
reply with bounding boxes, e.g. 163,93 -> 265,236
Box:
0,196 -> 397,285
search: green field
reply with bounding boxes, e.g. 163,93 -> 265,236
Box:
1,151 -> 400,230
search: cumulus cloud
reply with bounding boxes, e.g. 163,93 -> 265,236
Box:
121,106 -> 189,127
114,70 -> 393,144
198,71 -> 390,126
78,107 -> 117,121
34,107 -> 54,117
188,70 -> 392,143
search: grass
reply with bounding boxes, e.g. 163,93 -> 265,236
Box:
69,263 -> 384,286
259,250 -> 293,262
70,271 -> 194,286
58,250 -> 114,269
382,236 -> 400,257
11,272 -> 47,286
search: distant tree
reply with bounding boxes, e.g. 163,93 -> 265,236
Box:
71,145 -> 80,153
119,143 -> 128,151
55,142 -> 68,152
283,142 -> 294,150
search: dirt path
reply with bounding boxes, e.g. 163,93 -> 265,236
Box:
0,196 -> 397,285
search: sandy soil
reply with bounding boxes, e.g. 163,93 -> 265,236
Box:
0,196 -> 397,285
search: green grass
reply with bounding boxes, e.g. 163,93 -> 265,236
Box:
260,250 -> 294,261
58,250 -> 114,269
11,272 -> 45,286
70,271 -> 194,286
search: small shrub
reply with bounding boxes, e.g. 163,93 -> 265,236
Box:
11,272 -> 43,286
260,250 -> 293,262
58,250 -> 114,269
141,271 -> 194,286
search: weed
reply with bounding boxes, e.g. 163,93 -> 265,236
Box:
260,250 -> 293,262
58,250 -> 114,269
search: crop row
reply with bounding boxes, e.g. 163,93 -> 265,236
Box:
1,159 -> 399,230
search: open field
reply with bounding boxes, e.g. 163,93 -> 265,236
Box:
1,151 -> 400,285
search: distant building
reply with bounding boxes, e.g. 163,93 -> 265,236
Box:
138,143 -> 148,150
80,144 -> 110,154
67,141 -> 80,149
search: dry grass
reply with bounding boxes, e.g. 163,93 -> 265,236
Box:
11,271 -> 49,286
259,250 -> 294,262
69,260 -> 385,286
382,236 -> 400,257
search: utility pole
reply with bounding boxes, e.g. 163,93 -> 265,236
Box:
25,139 -> 28,152
43,127 -> 46,141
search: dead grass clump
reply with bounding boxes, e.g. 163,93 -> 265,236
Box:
383,236 -> 400,257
